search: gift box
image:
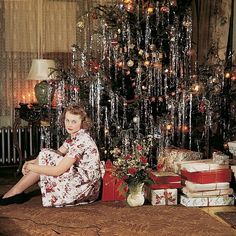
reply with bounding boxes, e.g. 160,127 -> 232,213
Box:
102,160 -> 126,201
181,169 -> 232,184
148,182 -> 182,189
157,147 -> 203,174
180,159 -> 229,172
181,195 -> 234,207
228,141 -> 236,157
208,196 -> 234,206
185,180 -> 230,192
231,165 -> 236,173
212,151 -> 229,164
145,185 -> 177,205
148,171 -> 181,184
182,187 -> 234,197
180,195 -> 208,207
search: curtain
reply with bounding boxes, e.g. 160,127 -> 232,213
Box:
192,0 -> 232,65
0,0 -> 114,127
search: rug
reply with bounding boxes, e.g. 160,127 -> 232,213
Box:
216,212 -> 236,229
0,195 -> 236,236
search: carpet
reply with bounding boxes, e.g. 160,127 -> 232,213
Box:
216,212 -> 236,229
0,194 -> 236,236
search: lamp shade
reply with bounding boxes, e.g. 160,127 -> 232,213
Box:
27,59 -> 56,81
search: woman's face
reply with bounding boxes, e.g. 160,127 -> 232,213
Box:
65,111 -> 82,136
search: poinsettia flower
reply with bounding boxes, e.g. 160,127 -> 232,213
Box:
136,145 -> 143,150
125,154 -> 132,160
157,163 -> 164,170
128,167 -> 137,174
140,156 -> 147,163
122,175 -> 129,180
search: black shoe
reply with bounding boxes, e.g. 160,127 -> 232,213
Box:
0,192 -> 29,206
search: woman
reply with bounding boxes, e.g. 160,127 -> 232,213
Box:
0,105 -> 102,207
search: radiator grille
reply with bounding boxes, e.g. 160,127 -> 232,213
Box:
0,126 -> 40,166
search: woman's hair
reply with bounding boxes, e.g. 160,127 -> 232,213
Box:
61,104 -> 92,131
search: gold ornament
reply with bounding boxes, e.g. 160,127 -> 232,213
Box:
147,7 -> 154,14
153,61 -> 162,69
128,43 -> 135,49
143,60 -> 150,67
149,44 -> 156,51
127,59 -> 134,67
77,21 -> 84,29
123,0 -> 132,3
166,124 -> 172,130
138,49 -> 144,55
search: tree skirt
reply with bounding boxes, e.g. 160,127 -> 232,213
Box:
0,196 -> 235,236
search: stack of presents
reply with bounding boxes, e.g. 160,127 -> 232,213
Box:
102,147 -> 236,207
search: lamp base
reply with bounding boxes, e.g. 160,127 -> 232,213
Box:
34,81 -> 55,105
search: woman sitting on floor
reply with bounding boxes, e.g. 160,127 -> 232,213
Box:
0,104 -> 102,207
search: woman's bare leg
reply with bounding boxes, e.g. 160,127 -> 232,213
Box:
3,157 -> 40,198
3,171 -> 40,198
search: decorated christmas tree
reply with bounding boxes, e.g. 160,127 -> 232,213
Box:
50,0 -> 236,167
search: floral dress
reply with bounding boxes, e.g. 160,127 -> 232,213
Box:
38,129 -> 101,207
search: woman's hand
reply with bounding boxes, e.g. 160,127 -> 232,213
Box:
22,162 -> 29,175
22,159 -> 36,175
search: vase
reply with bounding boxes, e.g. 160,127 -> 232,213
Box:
126,182 -> 145,207
34,80 -> 55,105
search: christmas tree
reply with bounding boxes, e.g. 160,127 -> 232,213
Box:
52,0 -> 236,166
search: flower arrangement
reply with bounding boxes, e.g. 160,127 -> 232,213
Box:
110,143 -> 151,188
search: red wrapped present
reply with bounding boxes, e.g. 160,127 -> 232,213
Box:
102,160 -> 127,201
181,169 -> 232,184
149,171 -> 181,184
148,182 -> 182,189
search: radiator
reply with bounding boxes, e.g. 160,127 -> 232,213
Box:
0,126 -> 41,166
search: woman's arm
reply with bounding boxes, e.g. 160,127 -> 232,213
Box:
25,156 -> 76,176
56,145 -> 68,156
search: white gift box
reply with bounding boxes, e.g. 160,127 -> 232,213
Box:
180,159 -> 229,172
181,195 -> 234,207
212,152 -> 229,164
145,186 -> 177,206
231,165 -> 236,173
185,180 -> 230,192
208,196 -> 234,206
182,187 -> 234,197
180,195 -> 208,207
228,141 -> 236,156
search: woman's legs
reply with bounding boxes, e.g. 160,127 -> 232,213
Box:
3,171 -> 40,198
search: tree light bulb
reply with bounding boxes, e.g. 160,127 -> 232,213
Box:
225,72 -> 231,78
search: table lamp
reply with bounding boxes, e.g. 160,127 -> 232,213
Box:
27,59 -> 56,105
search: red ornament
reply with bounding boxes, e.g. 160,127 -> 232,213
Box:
111,39 -> 118,46
91,12 -> 98,19
160,6 -> 170,13
199,101 -> 206,113
89,60 -> 100,73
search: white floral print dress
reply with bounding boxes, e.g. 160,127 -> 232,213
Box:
38,129 -> 101,207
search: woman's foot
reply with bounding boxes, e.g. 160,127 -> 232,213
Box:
0,192 -> 29,206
